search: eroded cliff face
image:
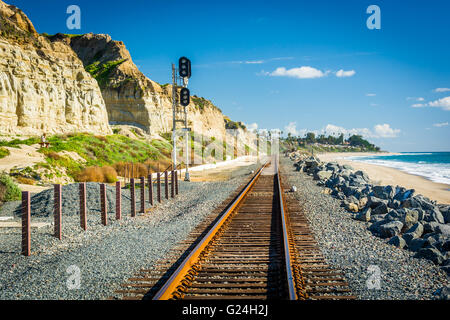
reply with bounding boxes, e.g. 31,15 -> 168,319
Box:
62,33 -> 227,139
0,1 -> 111,135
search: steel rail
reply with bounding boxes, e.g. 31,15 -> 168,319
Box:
276,170 -> 297,300
152,163 -> 267,300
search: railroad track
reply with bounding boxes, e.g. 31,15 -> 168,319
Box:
114,160 -> 356,300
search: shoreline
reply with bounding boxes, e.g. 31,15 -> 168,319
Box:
317,152 -> 450,204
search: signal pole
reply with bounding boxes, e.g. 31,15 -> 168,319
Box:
171,57 -> 192,181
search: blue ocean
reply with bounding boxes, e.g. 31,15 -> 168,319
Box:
348,152 -> 450,185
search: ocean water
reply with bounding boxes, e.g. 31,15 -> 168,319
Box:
348,152 -> 450,185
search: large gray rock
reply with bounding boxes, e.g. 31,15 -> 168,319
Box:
408,238 -> 428,252
379,221 -> 404,238
368,196 -> 388,209
373,185 -> 395,200
388,235 -> 406,249
405,222 -> 424,238
314,170 -> 333,181
423,222 -> 442,234
355,207 -> 371,222
354,170 -> 370,182
425,207 -> 445,224
372,203 -> 389,215
435,224 -> 450,237
416,247 -> 445,265
403,209 -> 420,230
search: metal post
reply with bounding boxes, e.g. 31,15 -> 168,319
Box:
100,183 -> 107,226
172,63 -> 177,170
21,191 -> 30,256
171,170 -> 175,198
79,183 -> 87,231
164,171 -> 169,200
116,181 -> 121,220
130,178 -> 136,217
54,184 -> 62,239
175,170 -> 179,195
148,173 -> 153,206
140,176 -> 145,213
157,172 -> 161,203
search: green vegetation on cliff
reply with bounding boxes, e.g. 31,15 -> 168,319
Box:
85,59 -> 127,86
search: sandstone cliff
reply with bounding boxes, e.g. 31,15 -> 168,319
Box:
0,1 -> 111,135
56,33 -> 227,139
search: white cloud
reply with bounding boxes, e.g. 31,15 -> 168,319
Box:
335,69 -> 356,77
411,103 -> 425,108
417,97 -> 425,101
427,96 -> 450,111
284,122 -> 299,135
433,122 -> 449,127
269,66 -> 326,79
370,103 -> 378,107
246,122 -> 259,131
366,93 -> 376,97
322,123 -> 399,139
374,124 -> 401,138
434,88 -> 450,93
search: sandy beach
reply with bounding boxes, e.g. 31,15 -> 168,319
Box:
317,152 -> 450,204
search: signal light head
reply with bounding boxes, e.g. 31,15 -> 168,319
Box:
178,56 -> 191,79
180,88 -> 190,106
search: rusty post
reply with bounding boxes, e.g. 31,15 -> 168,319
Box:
116,181 -> 121,220
100,183 -> 107,226
171,170 -> 175,198
130,178 -> 136,217
54,184 -> 62,240
140,176 -> 145,213
148,173 -> 153,206
175,170 -> 179,195
21,191 -> 30,256
164,171 -> 169,200
79,182 -> 87,231
157,172 -> 161,203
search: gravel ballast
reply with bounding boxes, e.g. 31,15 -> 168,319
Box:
280,156 -> 448,300
0,165 -> 256,300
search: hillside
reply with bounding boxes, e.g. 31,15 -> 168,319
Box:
0,1 -> 111,136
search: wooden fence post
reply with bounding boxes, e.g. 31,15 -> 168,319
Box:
100,183 -> 107,226
79,183 -> 87,231
21,191 -> 30,256
130,178 -> 136,217
157,172 -> 161,203
140,176 -> 145,213
116,181 -> 121,220
148,172 -> 153,206
164,171 -> 169,200
54,184 -> 62,239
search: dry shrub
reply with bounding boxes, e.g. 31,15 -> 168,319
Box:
113,162 -> 149,178
102,166 -> 117,183
47,151 -> 61,160
16,176 -> 36,185
75,166 -> 117,183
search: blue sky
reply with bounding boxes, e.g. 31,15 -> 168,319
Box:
12,0 -> 450,152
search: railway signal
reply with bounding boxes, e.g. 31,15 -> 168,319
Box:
178,57 -> 191,78
180,87 -> 190,106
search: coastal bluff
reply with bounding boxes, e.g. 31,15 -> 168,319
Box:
53,32 -> 228,138
0,1 -> 111,135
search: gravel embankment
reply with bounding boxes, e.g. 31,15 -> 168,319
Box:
280,157 -> 448,300
0,164 -> 257,300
